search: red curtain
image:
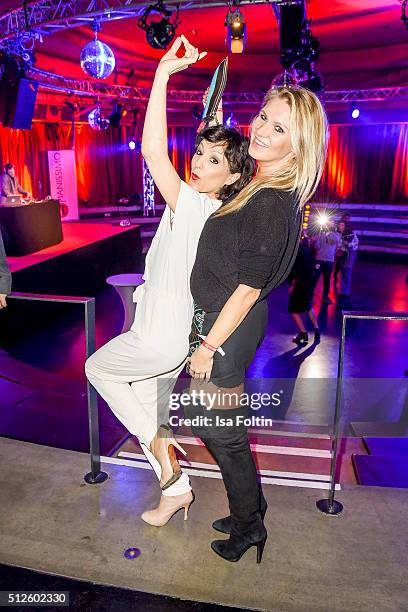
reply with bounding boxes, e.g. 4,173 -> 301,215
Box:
0,121 -> 407,206
242,123 -> 407,203
168,127 -> 195,184
316,124 -> 408,203
0,122 -> 143,206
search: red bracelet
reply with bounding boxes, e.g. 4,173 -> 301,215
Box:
201,339 -> 218,352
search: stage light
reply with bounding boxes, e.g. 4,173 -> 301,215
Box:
317,213 -> 329,227
138,2 -> 180,50
147,19 -> 176,49
80,20 -> 115,79
225,7 -> 246,54
64,99 -> 78,112
351,106 -> 360,119
128,138 -> 141,152
225,112 -> 238,128
21,49 -> 36,68
277,5 -> 324,94
301,70 -> 325,94
109,103 -> 123,128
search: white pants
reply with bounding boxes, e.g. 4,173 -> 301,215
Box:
85,329 -> 191,496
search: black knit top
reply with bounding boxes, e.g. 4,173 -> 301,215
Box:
190,187 -> 302,312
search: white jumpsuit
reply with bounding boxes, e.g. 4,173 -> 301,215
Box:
85,181 -> 221,496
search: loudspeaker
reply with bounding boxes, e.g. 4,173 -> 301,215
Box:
2,78 -> 38,129
0,53 -> 22,125
279,4 -> 304,52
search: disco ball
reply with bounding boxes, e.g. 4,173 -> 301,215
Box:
80,39 -> 115,79
272,70 -> 299,88
88,107 -> 109,131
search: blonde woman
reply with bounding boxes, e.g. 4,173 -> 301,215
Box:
182,36 -> 329,563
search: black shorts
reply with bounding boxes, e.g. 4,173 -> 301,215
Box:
189,299 -> 268,388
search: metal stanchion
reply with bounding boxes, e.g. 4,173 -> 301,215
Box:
316,312 -> 346,515
6,293 -> 108,485
317,311 -> 408,515
83,297 -> 108,484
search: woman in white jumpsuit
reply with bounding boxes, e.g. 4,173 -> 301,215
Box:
85,35 -> 254,526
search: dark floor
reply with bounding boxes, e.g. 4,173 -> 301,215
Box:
0,563 -> 241,612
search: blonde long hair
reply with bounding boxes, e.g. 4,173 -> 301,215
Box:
213,85 -> 329,217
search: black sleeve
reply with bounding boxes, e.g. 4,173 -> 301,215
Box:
237,189 -> 290,289
0,228 -> 12,295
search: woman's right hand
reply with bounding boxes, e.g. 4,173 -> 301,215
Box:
158,34 -> 207,77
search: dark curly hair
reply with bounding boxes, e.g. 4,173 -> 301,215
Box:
194,125 -> 255,203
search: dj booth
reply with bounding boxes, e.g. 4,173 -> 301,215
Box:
0,199 -> 63,256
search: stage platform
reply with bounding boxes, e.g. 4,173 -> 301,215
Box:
7,222 -> 143,296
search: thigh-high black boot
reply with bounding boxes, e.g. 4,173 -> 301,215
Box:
191,405 -> 267,563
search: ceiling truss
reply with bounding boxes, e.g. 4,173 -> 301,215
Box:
1,2 -> 406,106
0,1 -> 282,42
29,68 -> 408,106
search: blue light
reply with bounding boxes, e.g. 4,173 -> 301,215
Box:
351,108 -> 360,119
128,140 -> 136,150
226,113 -> 237,128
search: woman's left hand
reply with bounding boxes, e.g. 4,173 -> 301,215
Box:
158,34 -> 207,77
186,345 -> 214,380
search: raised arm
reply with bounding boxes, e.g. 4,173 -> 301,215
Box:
141,35 -> 206,212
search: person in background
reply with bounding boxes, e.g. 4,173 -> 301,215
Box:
0,227 -> 11,308
340,212 -> 351,226
335,220 -> 359,305
333,213 -> 352,285
288,232 -> 320,345
0,163 -> 30,205
313,219 -> 342,304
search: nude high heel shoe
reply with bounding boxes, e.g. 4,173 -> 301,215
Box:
149,424 -> 187,490
141,491 -> 195,527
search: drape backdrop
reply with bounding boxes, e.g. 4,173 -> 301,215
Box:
0,122 -> 407,207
